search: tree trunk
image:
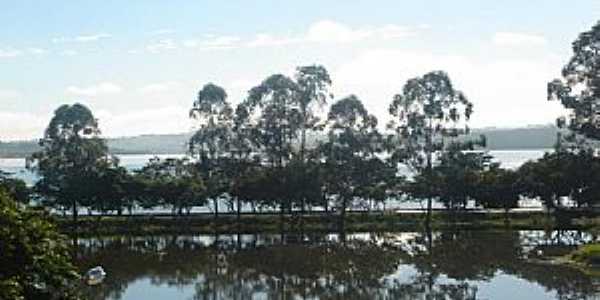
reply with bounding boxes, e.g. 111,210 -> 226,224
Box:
280,202 -> 285,233
300,126 -> 307,163
72,199 -> 78,224
214,198 -> 219,220
339,196 -> 347,232
236,197 -> 241,224
425,119 -> 433,227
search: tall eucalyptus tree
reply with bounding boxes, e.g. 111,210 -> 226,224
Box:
295,65 -> 332,162
189,83 -> 234,218
320,95 -> 382,228
244,74 -> 301,167
548,21 -> 600,143
27,103 -> 113,222
387,71 -> 474,225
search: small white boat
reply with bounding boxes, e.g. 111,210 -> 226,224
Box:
85,266 -> 106,285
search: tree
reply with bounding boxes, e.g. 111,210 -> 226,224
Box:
190,83 -> 234,219
519,149 -> 600,210
137,157 -> 205,216
320,95 -> 382,228
388,71 -> 474,225
245,74 -> 302,167
548,21 -> 600,141
190,83 -> 233,161
86,164 -> 130,215
295,65 -> 332,162
519,152 -> 573,209
0,191 -> 80,300
475,166 -> 521,220
405,147 -> 487,214
0,171 -> 30,204
27,103 -> 113,222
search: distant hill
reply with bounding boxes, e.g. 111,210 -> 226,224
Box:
0,133 -> 193,158
470,125 -> 558,150
108,133 -> 193,155
0,125 -> 559,158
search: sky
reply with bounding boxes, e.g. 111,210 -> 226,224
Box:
1,0 -> 599,141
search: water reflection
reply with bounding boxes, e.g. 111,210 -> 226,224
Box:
74,230 -> 600,300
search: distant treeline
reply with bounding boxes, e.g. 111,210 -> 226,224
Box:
0,125 -> 558,158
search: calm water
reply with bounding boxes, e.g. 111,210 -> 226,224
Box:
0,150 -> 550,212
0,150 -> 547,186
75,229 -> 600,300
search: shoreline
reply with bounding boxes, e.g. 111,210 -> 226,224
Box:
55,211 -> 600,236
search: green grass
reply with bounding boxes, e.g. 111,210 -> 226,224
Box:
570,244 -> 600,266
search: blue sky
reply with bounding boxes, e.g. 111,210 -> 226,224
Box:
1,1 -> 599,140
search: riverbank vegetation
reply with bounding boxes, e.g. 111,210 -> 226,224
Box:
0,191 -> 80,300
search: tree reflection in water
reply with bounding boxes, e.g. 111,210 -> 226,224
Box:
74,230 -> 600,300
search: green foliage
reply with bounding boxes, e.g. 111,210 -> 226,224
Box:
319,95 -> 389,218
407,144 -> 490,210
0,171 -> 30,204
387,70 -> 473,173
189,83 -> 234,160
0,191 -> 80,300
571,243 -> 600,266
27,103 -> 114,220
295,65 -> 332,161
136,157 -> 206,215
519,149 -> 600,208
245,74 -> 302,167
548,21 -> 600,140
388,71 -> 476,221
474,166 -> 521,211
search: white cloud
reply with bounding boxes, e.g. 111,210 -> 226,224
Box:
376,25 -> 418,40
0,47 -> 48,58
0,89 -> 21,100
53,33 -> 112,43
75,33 -> 112,42
27,48 -> 47,55
201,36 -> 241,50
246,20 -> 420,48
150,28 -> 175,35
66,82 -> 123,97
334,48 -> 564,128
246,33 -> 299,47
0,48 -> 21,58
95,106 -> 192,137
492,32 -> 547,47
182,36 -> 242,50
60,49 -> 78,56
182,39 -> 200,48
306,20 -> 372,43
146,39 -> 177,53
138,81 -> 182,94
0,111 -> 49,141
149,20 -> 421,53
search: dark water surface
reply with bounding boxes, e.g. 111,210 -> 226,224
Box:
74,230 -> 600,300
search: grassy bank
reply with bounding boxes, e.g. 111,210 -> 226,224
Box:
54,210 -> 600,236
530,243 -> 600,277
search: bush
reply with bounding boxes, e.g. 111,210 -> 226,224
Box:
0,190 -> 80,300
571,244 -> 600,266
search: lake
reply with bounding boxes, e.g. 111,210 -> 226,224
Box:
75,229 -> 600,300
0,150 -> 551,212
0,150 -> 549,186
